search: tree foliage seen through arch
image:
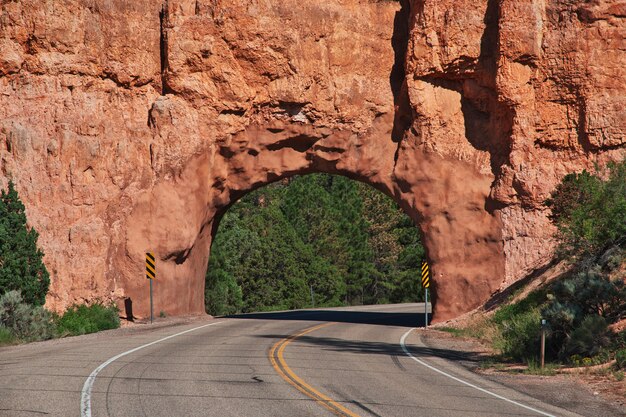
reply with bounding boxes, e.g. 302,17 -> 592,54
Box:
205,174 -> 425,315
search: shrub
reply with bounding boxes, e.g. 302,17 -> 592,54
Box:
565,315 -> 611,358
601,246 -> 625,271
590,350 -> 611,366
0,181 -> 50,306
0,290 -> 34,335
56,302 -> 120,336
494,307 -> 541,361
0,290 -> 55,342
616,349 -> 626,369
542,259 -> 625,359
0,326 -> 15,345
490,291 -> 546,362
546,161 -> 626,259
549,265 -> 623,321
493,290 -> 546,324
614,331 -> 626,350
569,354 -> 583,366
525,358 -> 557,376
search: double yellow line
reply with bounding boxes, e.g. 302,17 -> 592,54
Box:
269,323 -> 362,417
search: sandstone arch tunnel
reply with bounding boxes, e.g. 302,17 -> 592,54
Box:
1,0 -> 624,321
126,119 -> 505,321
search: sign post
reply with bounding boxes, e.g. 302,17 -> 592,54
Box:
540,319 -> 547,369
146,252 -> 156,324
421,261 -> 430,327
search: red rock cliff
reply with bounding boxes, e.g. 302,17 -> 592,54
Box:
0,0 -> 624,320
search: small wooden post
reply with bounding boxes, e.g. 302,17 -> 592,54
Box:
540,319 -> 546,369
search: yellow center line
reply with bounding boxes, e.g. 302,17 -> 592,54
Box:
269,322 -> 363,417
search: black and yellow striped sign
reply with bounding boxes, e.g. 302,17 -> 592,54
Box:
421,261 -> 430,288
146,252 -> 156,280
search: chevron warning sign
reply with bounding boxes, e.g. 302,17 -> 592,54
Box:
421,261 -> 430,288
146,252 -> 156,280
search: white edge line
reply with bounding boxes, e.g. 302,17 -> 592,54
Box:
400,328 -> 556,417
80,321 -> 223,417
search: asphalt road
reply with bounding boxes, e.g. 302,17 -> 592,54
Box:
0,304 -> 593,417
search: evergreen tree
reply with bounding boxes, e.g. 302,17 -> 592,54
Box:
328,176 -> 375,304
546,162 -> 626,258
0,181 -> 50,306
390,216 -> 426,303
356,183 -> 425,303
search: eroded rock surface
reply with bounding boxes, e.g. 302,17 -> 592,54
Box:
0,0 -> 624,320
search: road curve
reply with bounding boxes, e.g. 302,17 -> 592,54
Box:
0,304 -> 602,417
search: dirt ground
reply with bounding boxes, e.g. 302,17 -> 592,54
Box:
421,329 -> 626,417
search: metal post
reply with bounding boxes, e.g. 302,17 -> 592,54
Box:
424,288 -> 428,328
146,252 -> 156,324
150,278 -> 154,324
421,261 -> 430,328
540,319 -> 546,369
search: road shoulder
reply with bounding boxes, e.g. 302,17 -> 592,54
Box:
419,329 -> 626,417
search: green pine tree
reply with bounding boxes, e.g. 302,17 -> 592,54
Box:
546,161 -> 626,258
0,181 -> 50,306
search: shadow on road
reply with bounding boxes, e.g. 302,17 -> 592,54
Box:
255,332 -> 483,365
223,309 -> 428,327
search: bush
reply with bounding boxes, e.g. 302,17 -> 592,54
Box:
462,163 -> 625,365
0,292 -> 123,344
494,307 -> 542,361
0,326 -> 15,345
525,358 -> 557,375
601,246 -> 625,271
546,161 -> 626,259
542,259 -> 625,359
489,291 -> 546,362
56,302 -> 120,336
551,264 -> 624,321
493,290 -> 546,323
616,349 -> 626,369
565,315 -> 611,358
0,181 -> 50,306
614,330 -> 626,350
0,290 -> 56,342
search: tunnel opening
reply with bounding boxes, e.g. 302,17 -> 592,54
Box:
204,173 -> 430,317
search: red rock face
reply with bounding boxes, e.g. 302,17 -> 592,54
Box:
0,0 -> 623,321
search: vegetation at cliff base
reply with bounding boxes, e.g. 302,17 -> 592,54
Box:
0,289 -> 121,345
447,160 -> 626,372
0,181 -> 120,345
205,174 -> 425,315
56,302 -> 120,336
542,161 -> 626,364
0,290 -> 56,344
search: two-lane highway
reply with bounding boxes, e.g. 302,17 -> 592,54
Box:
0,304 -> 594,416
